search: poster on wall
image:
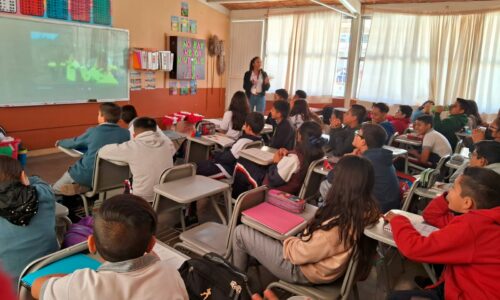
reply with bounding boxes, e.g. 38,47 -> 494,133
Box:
180,17 -> 189,32
180,81 -> 189,95
144,71 -> 156,89
189,20 -> 197,34
130,71 -> 142,91
169,36 -> 206,80
181,1 -> 188,17
171,16 -> 179,32
169,80 -> 178,95
190,80 -> 197,95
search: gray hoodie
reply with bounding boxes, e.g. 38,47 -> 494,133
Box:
99,131 -> 175,202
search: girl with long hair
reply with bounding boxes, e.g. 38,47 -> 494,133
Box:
220,91 -> 250,140
289,99 -> 323,129
232,155 -> 381,284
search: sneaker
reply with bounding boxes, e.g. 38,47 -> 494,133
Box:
174,215 -> 199,230
414,275 -> 433,290
59,184 -> 89,196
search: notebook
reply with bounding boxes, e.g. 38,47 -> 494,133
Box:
202,134 -> 235,147
242,202 -> 305,235
152,243 -> 187,269
21,254 -> 101,287
240,148 -> 275,164
383,210 -> 438,237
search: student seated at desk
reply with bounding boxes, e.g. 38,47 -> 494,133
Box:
289,99 -> 322,129
233,156 -> 380,285
53,102 -> 129,195
0,156 -> 58,283
32,194 -> 188,300
219,91 -> 250,140
389,105 -> 413,135
98,117 -> 175,202
449,140 -> 500,182
121,104 -> 164,139
198,112 -> 264,179
321,124 -> 400,213
433,98 -> 468,150
371,102 -> 395,144
385,167 -> 500,300
328,104 -> 366,157
265,88 -> 289,132
409,115 -> 452,167
232,121 -> 324,198
269,100 -> 295,150
471,116 -> 500,143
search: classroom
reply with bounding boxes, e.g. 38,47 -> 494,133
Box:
1,0 -> 499,299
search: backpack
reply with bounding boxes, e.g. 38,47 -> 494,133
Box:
62,216 -> 93,248
178,252 -> 252,300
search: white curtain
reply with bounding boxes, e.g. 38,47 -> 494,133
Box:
359,11 -> 499,113
265,11 -> 342,97
475,11 -> 500,113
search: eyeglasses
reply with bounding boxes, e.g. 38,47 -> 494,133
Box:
355,130 -> 364,139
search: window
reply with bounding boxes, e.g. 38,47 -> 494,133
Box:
356,17 -> 371,97
333,17 -> 353,97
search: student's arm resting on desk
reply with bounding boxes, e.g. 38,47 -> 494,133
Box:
422,194 -> 455,228
390,215 -> 475,264
31,274 -> 66,299
266,154 -> 299,187
57,128 -> 93,150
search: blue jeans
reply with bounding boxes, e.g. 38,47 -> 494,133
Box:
249,94 -> 266,113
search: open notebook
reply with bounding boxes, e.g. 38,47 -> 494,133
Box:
240,148 -> 275,164
242,202 -> 305,235
384,210 -> 438,237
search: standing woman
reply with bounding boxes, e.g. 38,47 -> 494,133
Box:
243,57 -> 270,113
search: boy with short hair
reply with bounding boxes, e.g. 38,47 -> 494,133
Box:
53,102 -> 129,195
389,105 -> 413,134
122,104 -> 164,139
269,100 -> 295,150
98,117 -> 175,202
450,140 -> 500,182
328,104 -> 367,157
385,167 -> 500,300
433,98 -> 468,149
32,194 -> 188,300
410,115 -> 452,166
292,89 -> 307,102
266,88 -> 289,131
197,112 -> 264,179
371,102 -> 395,143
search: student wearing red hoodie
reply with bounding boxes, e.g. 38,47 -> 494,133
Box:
385,167 -> 500,300
389,105 -> 413,135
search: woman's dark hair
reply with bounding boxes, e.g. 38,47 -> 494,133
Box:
229,91 -> 250,131
121,105 -> 138,124
295,122 -> 325,179
93,194 -> 157,262
0,156 -> 22,182
290,99 -> 322,124
466,100 -> 483,125
302,155 -> 380,280
248,56 -> 260,72
461,167 -> 500,209
418,100 -> 435,111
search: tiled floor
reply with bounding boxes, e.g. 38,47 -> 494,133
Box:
27,152 -> 428,299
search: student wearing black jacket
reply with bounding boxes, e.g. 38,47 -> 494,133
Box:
328,104 -> 366,157
243,57 -> 270,113
269,100 -> 295,150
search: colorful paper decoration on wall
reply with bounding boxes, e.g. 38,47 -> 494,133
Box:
181,1 -> 188,17
171,16 -> 179,32
93,0 -> 111,25
169,36 -> 206,80
46,0 -> 68,20
130,71 -> 141,91
0,0 -> 17,13
20,0 -> 44,16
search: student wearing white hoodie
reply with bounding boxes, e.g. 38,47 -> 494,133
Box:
99,117 -> 175,202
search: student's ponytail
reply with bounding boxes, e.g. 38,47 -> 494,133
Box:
295,122 -> 325,178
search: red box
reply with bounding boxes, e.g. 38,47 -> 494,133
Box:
20,0 -> 44,16
70,0 -> 90,22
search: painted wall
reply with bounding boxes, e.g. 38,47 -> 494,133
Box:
0,0 -> 230,150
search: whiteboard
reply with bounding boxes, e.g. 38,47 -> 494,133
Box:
0,15 -> 129,106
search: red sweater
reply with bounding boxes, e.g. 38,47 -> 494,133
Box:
390,194 -> 500,300
388,116 -> 411,135
0,270 -> 16,300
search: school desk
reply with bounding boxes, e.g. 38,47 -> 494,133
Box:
383,145 -> 409,173
394,134 -> 423,147
241,203 -> 317,241
238,146 -> 277,166
154,175 -> 232,224
162,130 -> 187,151
57,145 -> 84,158
184,136 -> 216,164
364,211 -> 438,291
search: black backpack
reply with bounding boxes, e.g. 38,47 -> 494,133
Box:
178,252 -> 252,300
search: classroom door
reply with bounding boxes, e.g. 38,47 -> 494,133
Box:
227,20 -> 265,108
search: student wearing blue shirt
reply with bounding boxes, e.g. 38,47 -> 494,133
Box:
53,102 -> 129,195
371,102 -> 395,144
0,156 -> 58,283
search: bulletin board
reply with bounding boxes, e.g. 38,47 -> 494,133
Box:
169,36 -> 206,80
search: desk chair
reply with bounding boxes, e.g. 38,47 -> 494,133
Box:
267,248 -> 360,300
174,186 -> 268,259
18,242 -> 89,300
55,202 -> 72,245
298,157 -> 327,202
79,155 -> 130,216
152,163 -> 196,231
388,132 -> 399,146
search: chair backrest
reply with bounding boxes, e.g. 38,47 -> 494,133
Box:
401,177 -> 422,211
454,139 -> 464,154
298,157 -> 327,200
242,140 -> 263,150
224,186 -> 268,256
153,163 -> 196,209
340,247 -> 360,298
90,155 -> 131,195
387,132 -> 399,146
